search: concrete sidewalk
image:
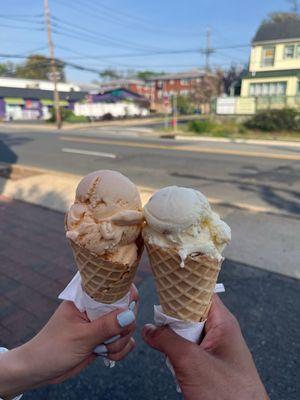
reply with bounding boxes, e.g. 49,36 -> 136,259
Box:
0,195 -> 298,400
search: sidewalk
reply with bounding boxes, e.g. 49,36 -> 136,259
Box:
0,195 -> 298,400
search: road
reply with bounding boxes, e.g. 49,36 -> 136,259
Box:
0,124 -> 300,279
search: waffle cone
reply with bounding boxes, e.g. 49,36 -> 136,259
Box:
145,242 -> 222,322
68,235 -> 144,304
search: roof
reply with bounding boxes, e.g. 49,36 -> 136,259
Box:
253,19 -> 300,44
147,70 -> 205,81
243,69 -> 300,79
98,78 -> 146,88
0,86 -> 87,101
91,88 -> 146,103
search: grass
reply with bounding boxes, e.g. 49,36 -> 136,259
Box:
158,120 -> 300,142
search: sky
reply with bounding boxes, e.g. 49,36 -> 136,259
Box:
0,0 -> 293,83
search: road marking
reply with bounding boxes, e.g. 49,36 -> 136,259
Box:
60,136 -> 300,161
61,148 -> 116,159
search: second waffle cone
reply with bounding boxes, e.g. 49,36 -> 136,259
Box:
145,241 -> 222,322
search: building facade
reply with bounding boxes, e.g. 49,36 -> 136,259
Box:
0,82 -> 86,120
147,70 -> 205,102
240,19 -> 300,112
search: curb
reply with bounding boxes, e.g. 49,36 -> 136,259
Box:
174,135 -> 300,148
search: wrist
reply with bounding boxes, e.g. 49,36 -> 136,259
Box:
0,345 -> 36,399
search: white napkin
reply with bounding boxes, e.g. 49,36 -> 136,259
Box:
153,283 -> 225,392
59,272 -> 131,368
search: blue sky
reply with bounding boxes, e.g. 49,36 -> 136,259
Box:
0,0 -> 292,83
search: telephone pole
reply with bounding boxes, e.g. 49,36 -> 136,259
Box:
44,0 -> 62,129
203,28 -> 214,71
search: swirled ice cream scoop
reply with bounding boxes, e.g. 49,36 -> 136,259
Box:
66,170 -> 143,265
143,186 -> 231,266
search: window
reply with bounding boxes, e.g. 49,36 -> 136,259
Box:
249,82 -> 287,96
169,80 -> 174,85
181,79 -> 189,85
284,45 -> 295,59
296,45 -> 300,58
262,46 -> 275,67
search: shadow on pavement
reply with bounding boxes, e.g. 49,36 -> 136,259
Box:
0,133 -> 32,194
171,165 -> 300,215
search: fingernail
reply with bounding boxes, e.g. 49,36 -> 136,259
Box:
104,335 -> 121,345
129,301 -> 136,311
94,344 -> 107,355
117,310 -> 135,327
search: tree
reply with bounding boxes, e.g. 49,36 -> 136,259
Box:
136,70 -> 165,80
223,65 -> 245,95
189,70 -> 224,113
0,62 -> 16,77
15,54 -> 65,81
265,12 -> 300,23
176,95 -> 193,115
99,68 -> 121,81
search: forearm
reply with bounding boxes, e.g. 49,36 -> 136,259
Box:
0,345 -> 35,399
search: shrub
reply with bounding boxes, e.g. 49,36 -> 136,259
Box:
176,95 -> 194,115
48,108 -> 88,123
244,108 -> 300,132
188,119 -> 215,134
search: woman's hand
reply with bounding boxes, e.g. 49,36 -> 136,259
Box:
142,295 -> 268,400
0,285 -> 138,399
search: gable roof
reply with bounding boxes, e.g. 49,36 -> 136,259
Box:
147,70 -> 205,81
253,19 -> 300,44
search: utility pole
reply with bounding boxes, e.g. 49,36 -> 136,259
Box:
172,94 -> 177,133
203,28 -> 214,71
44,0 -> 62,129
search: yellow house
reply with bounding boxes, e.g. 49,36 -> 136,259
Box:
240,18 -> 300,113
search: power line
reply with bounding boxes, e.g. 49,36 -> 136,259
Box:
0,23 -> 44,31
51,16 -> 166,52
54,0 -> 206,38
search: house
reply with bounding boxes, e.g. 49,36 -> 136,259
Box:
98,70 -> 206,112
74,88 -> 150,119
0,85 -> 86,120
147,70 -> 206,102
98,79 -> 153,101
240,18 -> 300,112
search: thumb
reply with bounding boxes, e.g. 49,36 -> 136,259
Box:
142,324 -> 200,366
84,308 -> 136,348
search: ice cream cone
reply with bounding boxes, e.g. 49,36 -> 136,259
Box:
145,241 -> 222,322
67,235 -> 143,304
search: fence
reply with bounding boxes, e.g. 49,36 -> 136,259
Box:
216,96 -> 300,115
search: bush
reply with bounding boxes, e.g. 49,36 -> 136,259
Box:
48,108 -> 88,123
188,119 -> 215,134
176,95 -> 194,115
244,108 -> 300,132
